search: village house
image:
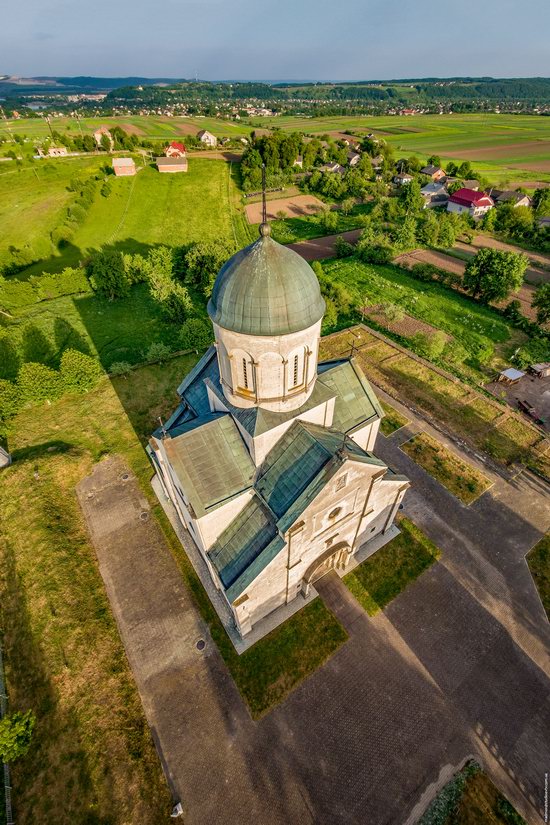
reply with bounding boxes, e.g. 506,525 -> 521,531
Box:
320,162 -> 346,175
489,189 -> 532,208
197,129 -> 217,147
421,181 -> 449,208
394,172 -> 414,186
347,151 -> 361,167
156,156 -> 188,173
112,157 -> 136,177
421,164 -> 446,182
149,222 -> 409,643
293,155 -> 303,168
447,188 -> 494,218
47,145 -> 68,157
165,141 -> 186,158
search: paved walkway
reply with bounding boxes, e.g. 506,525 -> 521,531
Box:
79,424 -> 550,825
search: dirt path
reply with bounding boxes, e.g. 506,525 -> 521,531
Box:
188,150 -> 243,161
288,228 -> 362,260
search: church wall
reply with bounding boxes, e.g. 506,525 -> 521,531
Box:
349,419 -> 380,452
195,489 -> 255,551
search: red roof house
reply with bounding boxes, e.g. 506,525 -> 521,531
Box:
447,188 -> 494,218
165,141 -> 187,158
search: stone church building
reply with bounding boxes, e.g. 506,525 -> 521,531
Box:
149,223 -> 409,639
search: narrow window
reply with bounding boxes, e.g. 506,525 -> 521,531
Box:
242,358 -> 249,389
293,354 -> 299,386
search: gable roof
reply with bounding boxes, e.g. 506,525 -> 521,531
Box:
421,164 -> 443,175
163,413 -> 255,518
112,157 -> 135,167
318,358 -> 383,433
156,156 -> 188,167
449,188 -> 493,207
168,141 -> 186,152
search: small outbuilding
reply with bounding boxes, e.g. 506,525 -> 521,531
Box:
112,157 -> 136,176
394,172 -> 413,186
420,164 -> 446,181
156,156 -> 188,173
498,367 -> 525,385
529,362 -> 550,379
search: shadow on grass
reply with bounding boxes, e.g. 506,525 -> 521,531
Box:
10,439 -> 79,463
344,518 -> 441,615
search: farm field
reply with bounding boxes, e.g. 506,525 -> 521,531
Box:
0,114 -> 254,142
245,193 -> 324,223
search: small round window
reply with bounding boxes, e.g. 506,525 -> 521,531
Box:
328,507 -> 342,520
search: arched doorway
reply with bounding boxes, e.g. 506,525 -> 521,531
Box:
301,542 -> 352,596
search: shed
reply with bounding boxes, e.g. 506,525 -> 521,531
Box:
498,367 -> 525,384
112,157 -> 136,176
530,363 -> 550,378
156,156 -> 188,173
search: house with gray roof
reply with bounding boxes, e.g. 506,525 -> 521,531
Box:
149,220 -> 409,643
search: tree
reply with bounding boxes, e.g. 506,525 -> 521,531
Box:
411,330 -> 446,360
88,251 -> 130,300
340,197 -> 355,216
100,133 -> 112,153
321,298 -> 338,332
399,179 -> 423,213
532,282 -> 550,325
0,332 -> 21,381
532,187 -> 550,216
463,248 -> 527,303
180,241 -> 233,297
384,303 -> 405,323
0,379 -> 20,422
0,710 -> 35,762
395,216 -> 417,251
318,208 -> 338,234
179,319 -> 213,351
437,218 -> 456,249
17,363 -> 63,403
417,211 -> 439,247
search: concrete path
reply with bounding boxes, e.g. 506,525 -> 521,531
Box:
79,432 -> 550,824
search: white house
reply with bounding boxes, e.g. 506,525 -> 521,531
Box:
447,188 -> 494,218
197,129 -> 217,147
149,222 -> 409,642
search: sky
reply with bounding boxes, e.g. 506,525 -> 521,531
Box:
2,0 -> 550,80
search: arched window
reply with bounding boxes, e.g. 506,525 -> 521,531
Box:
287,347 -> 305,391
292,354 -> 299,387
231,349 -> 255,395
242,358 -> 249,389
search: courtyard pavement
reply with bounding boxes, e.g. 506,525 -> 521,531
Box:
78,390 -> 550,825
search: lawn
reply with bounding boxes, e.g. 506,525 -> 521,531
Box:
344,517 -> 441,615
0,351 -> 347,824
0,156 -> 107,269
380,399 -> 409,436
526,533 -> 550,621
401,432 -> 492,504
418,760 -> 527,824
269,203 -> 371,243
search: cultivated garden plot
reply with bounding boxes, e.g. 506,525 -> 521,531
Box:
245,193 -> 324,223
400,431 -> 493,505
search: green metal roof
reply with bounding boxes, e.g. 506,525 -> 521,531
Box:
207,233 -> 325,336
208,495 -> 284,590
318,358 -> 383,433
164,414 -> 255,518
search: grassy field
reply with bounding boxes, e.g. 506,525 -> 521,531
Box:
0,114 -> 253,143
4,158 -> 248,279
0,350 -> 348,823
401,432 -> 492,504
0,156 -> 107,269
380,399 -> 409,436
526,533 -> 550,621
269,203 -> 371,243
323,256 -> 520,376
344,517 -> 441,615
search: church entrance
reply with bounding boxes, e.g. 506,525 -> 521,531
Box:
301,542 -> 352,597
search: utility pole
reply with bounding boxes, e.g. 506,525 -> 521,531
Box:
45,114 -> 54,141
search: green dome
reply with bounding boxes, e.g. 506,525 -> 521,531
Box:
207,231 -> 325,336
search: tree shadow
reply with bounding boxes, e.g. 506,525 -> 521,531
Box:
10,439 -> 79,463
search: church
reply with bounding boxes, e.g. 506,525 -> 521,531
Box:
148,221 -> 409,640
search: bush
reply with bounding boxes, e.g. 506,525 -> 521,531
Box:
358,244 -> 394,264
145,342 -> 172,363
0,333 -> 21,381
51,225 -> 74,248
0,710 -> 36,762
321,298 -> 338,332
410,330 -> 447,360
334,236 -> 355,258
0,276 -> 38,310
0,379 -> 21,421
122,252 -> 148,285
32,267 -> 90,301
60,349 -> 102,393
100,180 -> 112,198
410,262 -> 441,282
17,362 -> 63,404
179,319 -> 213,351
110,361 -> 133,376
67,203 -> 87,224
384,303 -> 405,323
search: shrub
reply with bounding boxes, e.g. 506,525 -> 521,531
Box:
410,262 -> 441,282
145,342 -> 172,363
321,298 -> 338,332
67,203 -> 87,224
358,244 -> 393,264
109,361 -> 133,376
334,236 -> 355,258
0,276 -> 38,310
384,303 -> 405,323
179,319 -> 213,351
0,711 -> 36,762
0,379 -> 21,421
0,333 -> 21,381
100,180 -> 112,198
60,349 -> 102,393
51,225 -> 74,248
122,253 -> 148,284
17,362 -> 63,404
32,267 -> 90,301
410,330 -> 446,360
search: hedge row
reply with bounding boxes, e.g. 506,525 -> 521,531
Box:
0,267 -> 91,310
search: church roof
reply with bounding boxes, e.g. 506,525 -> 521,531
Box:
317,358 -> 384,433
163,413 -> 255,518
207,232 -> 325,336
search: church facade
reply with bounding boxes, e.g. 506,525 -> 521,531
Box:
149,223 -> 409,639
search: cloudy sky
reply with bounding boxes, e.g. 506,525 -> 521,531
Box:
2,0 -> 550,79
